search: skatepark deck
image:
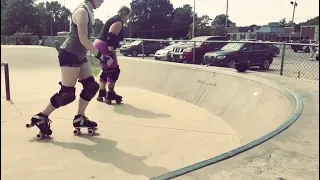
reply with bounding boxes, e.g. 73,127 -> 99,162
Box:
1,46 -> 318,180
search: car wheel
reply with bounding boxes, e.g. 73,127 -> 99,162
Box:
131,50 -> 138,57
154,57 -> 160,60
123,54 -> 128,56
260,59 -> 271,70
228,60 -> 236,68
235,63 -> 249,72
294,49 -> 298,52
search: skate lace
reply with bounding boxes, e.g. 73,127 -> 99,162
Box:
47,119 -> 52,128
82,115 -> 95,124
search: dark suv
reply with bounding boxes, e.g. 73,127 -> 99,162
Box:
203,42 -> 274,69
119,40 -> 168,57
170,36 -> 228,64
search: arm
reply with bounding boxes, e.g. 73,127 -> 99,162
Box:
107,21 -> 123,52
73,8 -> 101,58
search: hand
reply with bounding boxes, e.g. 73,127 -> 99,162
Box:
101,55 -> 114,66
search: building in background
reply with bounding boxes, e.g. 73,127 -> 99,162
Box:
300,25 -> 319,41
226,25 -> 318,42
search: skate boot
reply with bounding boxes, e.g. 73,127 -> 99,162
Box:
26,113 -> 52,139
73,115 -> 98,136
106,91 -> 122,105
97,89 -> 107,102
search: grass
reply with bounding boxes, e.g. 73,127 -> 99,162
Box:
91,65 -> 101,77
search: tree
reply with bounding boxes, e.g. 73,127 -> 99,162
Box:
171,4 -> 194,39
187,15 -> 213,39
44,1 -> 71,35
93,18 -> 104,37
211,26 -> 227,36
1,0 -> 42,35
130,0 -> 174,38
211,14 -> 236,27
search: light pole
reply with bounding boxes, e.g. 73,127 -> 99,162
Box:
192,0 -> 195,39
64,0 -> 67,32
225,0 -> 229,36
289,1 -> 298,42
192,0 -> 196,64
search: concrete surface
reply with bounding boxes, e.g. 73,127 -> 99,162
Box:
171,73 -> 319,180
1,45 -> 315,180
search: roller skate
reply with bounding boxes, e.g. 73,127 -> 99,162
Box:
105,91 -> 122,105
73,115 -> 98,136
96,89 -> 107,102
26,113 -> 52,139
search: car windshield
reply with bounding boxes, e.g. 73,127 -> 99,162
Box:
164,44 -> 178,50
186,37 -> 208,46
130,40 -> 142,45
221,43 -> 245,51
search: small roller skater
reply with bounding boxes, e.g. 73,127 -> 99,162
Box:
27,0 -> 110,138
94,6 -> 131,105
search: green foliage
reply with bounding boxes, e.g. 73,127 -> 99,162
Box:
130,0 -> 174,38
3,0 -> 317,40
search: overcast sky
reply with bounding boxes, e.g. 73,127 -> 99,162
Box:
37,0 -> 319,26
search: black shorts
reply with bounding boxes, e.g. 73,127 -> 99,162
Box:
58,49 -> 88,67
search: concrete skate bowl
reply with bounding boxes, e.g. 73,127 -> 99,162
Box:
1,46 -> 303,180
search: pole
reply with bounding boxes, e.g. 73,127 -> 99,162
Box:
192,0 -> 195,39
153,25 -> 155,39
289,1 -> 297,42
225,0 -> 229,32
64,0 -> 67,31
192,0 -> 196,64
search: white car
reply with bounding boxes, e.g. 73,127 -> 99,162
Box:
154,43 -> 182,61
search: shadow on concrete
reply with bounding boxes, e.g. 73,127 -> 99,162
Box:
113,103 -> 171,119
38,135 -> 169,178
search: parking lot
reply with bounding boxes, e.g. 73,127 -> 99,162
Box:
115,48 -> 319,83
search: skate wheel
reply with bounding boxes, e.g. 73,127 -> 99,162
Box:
106,100 -> 111,105
73,128 -> 81,136
88,129 -> 95,135
36,133 -> 43,139
26,123 -> 32,128
116,100 -> 122,104
97,97 -> 103,102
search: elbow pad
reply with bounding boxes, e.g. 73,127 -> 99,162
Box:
106,32 -> 118,48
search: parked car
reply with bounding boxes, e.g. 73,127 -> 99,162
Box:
119,40 -> 168,57
268,44 -> 280,57
154,43 -> 182,61
316,49 -> 319,61
203,42 -> 274,69
291,40 -> 310,53
170,36 -> 229,64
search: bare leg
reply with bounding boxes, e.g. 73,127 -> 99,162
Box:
77,62 -> 94,115
42,67 -> 80,116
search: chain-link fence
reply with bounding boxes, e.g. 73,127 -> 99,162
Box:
116,38 -> 319,84
2,35 -> 318,83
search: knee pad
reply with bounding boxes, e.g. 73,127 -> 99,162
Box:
79,76 -> 99,101
100,68 -> 120,83
50,83 -> 76,108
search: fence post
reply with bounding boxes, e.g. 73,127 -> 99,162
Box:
280,42 -> 286,76
142,40 -> 145,59
192,41 -> 196,64
1,62 -> 11,101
